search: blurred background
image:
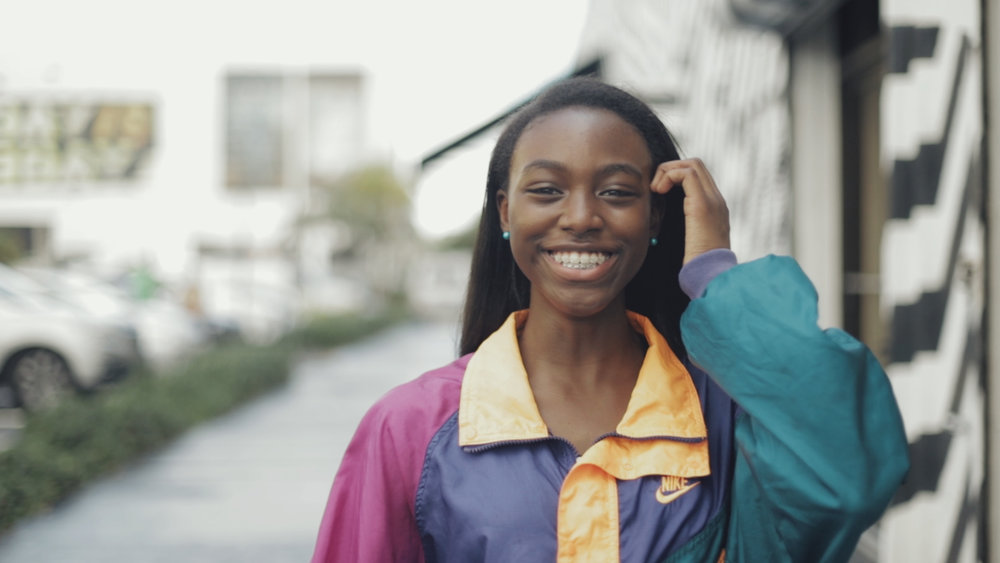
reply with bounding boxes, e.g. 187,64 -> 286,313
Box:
1,0 -> 999,561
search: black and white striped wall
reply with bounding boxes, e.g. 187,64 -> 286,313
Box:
878,1 -> 986,561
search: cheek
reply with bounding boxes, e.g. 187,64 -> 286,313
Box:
509,237 -> 537,272
629,242 -> 651,269
506,202 -> 551,239
615,205 -> 655,239
505,226 -> 546,281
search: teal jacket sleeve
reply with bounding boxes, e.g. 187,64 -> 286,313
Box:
679,255 -> 909,562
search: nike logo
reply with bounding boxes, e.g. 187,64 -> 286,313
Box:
655,475 -> 700,504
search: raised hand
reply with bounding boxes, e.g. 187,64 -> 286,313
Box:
651,158 -> 731,265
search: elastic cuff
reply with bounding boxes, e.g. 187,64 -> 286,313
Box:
679,249 -> 738,299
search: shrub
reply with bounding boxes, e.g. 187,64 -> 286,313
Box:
0,309 -> 405,534
280,306 -> 407,349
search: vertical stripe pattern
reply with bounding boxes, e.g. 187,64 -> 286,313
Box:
879,1 -> 985,561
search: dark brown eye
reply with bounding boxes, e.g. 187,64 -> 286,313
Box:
599,187 -> 637,198
527,186 -> 560,196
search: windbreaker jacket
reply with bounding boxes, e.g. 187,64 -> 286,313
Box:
312,254 -> 909,562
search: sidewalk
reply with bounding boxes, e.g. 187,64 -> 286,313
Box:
0,319 -> 459,563
0,408 -> 24,452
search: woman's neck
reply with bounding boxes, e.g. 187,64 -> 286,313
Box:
518,302 -> 646,391
517,301 -> 648,453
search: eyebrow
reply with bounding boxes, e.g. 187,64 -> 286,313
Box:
520,159 -> 566,174
595,163 -> 643,181
520,160 -> 644,180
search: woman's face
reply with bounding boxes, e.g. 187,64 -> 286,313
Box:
498,106 -> 659,319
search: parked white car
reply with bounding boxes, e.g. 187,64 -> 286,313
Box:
0,264 -> 140,410
15,266 -> 207,371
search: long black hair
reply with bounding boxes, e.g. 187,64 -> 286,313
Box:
458,77 -> 689,357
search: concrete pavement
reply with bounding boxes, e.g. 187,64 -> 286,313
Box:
0,408 -> 24,452
0,319 -> 459,562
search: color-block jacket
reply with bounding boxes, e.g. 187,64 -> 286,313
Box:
312,253 -> 909,562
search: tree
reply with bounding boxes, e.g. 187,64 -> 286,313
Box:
325,164 -> 413,244
0,232 -> 21,264
312,163 -> 416,303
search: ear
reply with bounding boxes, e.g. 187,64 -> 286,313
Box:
497,189 -> 510,232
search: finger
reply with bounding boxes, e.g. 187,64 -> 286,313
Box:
683,158 -> 726,206
664,164 -> 730,234
652,159 -> 700,194
664,161 -> 726,211
655,159 -> 730,225
654,159 -> 707,195
650,164 -> 675,194
663,166 -> 705,203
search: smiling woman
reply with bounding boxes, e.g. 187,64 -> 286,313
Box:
311,78 -> 910,563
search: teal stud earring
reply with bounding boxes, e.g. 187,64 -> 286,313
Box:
502,231 -> 510,241
650,237 -> 659,246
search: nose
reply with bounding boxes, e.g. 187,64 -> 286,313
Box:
559,189 -> 603,236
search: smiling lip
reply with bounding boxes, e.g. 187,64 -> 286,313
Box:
547,250 -> 613,270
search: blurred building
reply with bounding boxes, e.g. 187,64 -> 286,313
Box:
420,0 -> 1000,560
0,35 -> 376,341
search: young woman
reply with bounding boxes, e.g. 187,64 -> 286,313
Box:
312,78 -> 909,562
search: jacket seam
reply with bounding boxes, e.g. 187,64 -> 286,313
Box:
414,411 -> 460,538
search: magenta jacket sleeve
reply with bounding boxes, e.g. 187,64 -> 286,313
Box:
311,359 -> 466,563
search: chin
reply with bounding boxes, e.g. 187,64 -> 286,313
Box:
546,293 -> 624,320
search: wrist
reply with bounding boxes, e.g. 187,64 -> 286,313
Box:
679,248 -> 738,299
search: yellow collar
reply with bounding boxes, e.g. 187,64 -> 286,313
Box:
458,310 -> 709,477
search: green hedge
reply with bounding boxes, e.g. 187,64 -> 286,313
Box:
0,309 -> 406,534
281,307 -> 408,349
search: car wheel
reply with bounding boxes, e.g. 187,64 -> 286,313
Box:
10,349 -> 75,411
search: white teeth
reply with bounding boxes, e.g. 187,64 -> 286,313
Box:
550,251 -> 610,269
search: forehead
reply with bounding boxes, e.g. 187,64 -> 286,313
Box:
511,106 -> 653,173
